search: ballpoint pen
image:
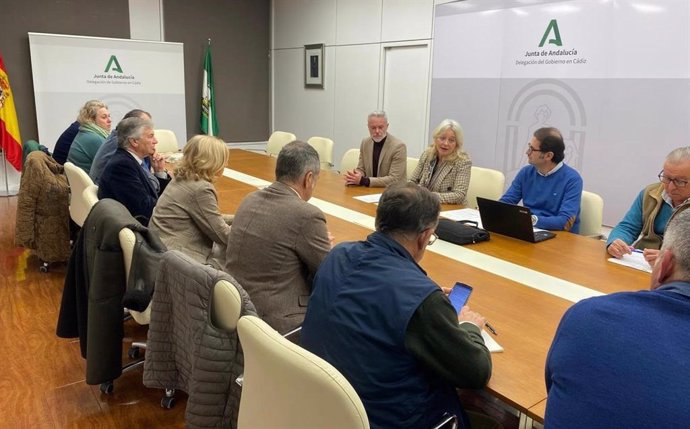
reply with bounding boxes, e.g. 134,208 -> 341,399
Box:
485,322 -> 498,335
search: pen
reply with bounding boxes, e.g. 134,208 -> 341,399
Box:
485,322 -> 498,335
632,249 -> 644,254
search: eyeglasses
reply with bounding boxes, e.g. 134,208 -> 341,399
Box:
428,233 -> 438,246
658,171 -> 690,188
527,144 -> 543,154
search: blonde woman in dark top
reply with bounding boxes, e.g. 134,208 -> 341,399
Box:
409,119 -> 472,204
151,135 -> 232,268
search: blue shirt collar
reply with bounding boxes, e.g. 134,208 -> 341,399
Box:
656,281 -> 690,299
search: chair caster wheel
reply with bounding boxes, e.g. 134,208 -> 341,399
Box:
100,381 -> 114,395
161,396 -> 176,409
39,264 -> 49,273
128,346 -> 141,359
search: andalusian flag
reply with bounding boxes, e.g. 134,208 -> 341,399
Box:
200,41 -> 218,136
0,55 -> 22,172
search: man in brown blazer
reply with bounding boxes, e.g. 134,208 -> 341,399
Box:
225,141 -> 332,335
344,111 -> 407,187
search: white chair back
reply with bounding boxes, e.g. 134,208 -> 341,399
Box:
406,157 -> 419,180
118,227 -> 150,324
340,148 -> 360,173
237,315 -> 369,429
266,131 -> 297,157
307,136 -> 335,170
83,184 -> 99,209
211,279 -> 243,331
579,190 -> 604,238
466,166 -> 505,209
64,161 -> 97,226
154,129 -> 179,154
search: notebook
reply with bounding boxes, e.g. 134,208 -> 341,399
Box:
476,197 -> 556,243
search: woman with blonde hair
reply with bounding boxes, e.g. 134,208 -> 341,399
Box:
66,100 -> 111,173
151,135 -> 233,268
409,119 -> 472,204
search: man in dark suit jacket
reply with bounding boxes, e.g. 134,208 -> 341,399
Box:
344,111 -> 407,187
225,141 -> 332,335
98,117 -> 170,225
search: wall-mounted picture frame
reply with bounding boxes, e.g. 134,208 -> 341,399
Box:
304,43 -> 324,88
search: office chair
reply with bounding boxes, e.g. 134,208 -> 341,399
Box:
579,190 -> 604,238
340,148 -> 360,173
15,151 -> 71,272
64,161 -> 97,226
153,129 -> 179,154
307,136 -> 335,170
237,315 -> 369,429
98,227 -> 152,395
143,250 -> 255,419
407,157 -> 419,180
465,166 -> 505,209
266,131 -> 297,156
236,316 -> 458,429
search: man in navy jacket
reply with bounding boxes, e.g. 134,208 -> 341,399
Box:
545,204 -> 690,427
98,117 -> 170,225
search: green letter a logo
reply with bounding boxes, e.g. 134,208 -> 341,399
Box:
539,19 -> 562,47
104,55 -> 123,73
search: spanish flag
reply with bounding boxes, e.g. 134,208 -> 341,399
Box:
0,55 -> 22,172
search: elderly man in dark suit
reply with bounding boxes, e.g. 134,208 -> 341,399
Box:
98,117 -> 170,225
225,140 -> 332,335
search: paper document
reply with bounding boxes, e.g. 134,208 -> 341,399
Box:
481,331 -> 503,353
440,208 -> 483,228
353,193 -> 382,204
607,252 -> 652,273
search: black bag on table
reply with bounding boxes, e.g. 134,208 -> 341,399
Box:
435,219 -> 490,245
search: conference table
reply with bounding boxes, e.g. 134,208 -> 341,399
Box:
215,149 -> 651,424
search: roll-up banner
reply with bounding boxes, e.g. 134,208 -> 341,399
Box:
29,32 -> 186,151
431,0 -> 690,225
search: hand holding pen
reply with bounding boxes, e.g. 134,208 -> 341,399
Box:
459,306 -> 498,336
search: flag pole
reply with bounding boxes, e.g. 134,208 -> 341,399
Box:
208,38 -> 212,136
0,149 -> 13,197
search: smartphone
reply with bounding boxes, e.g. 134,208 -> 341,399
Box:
448,282 -> 473,313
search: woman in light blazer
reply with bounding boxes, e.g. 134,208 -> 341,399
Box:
151,135 -> 233,268
409,119 -> 472,204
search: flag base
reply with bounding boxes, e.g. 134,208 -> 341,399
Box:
0,149 -> 20,197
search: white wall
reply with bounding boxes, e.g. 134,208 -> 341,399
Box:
271,0 -> 440,170
129,0 -> 163,41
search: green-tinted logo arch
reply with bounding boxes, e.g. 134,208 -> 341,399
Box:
104,55 -> 123,73
539,19 -> 562,47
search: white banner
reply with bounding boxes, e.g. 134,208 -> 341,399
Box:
431,0 -> 690,225
29,33 -> 186,150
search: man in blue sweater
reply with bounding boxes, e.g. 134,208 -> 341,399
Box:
500,127 -> 583,232
544,204 -> 690,428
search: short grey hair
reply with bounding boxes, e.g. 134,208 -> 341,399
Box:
275,140 -> 321,183
368,110 -> 388,122
376,183 -> 440,236
661,204 -> 690,280
117,117 -> 154,149
666,147 -> 690,164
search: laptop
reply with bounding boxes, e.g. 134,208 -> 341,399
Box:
476,197 -> 556,243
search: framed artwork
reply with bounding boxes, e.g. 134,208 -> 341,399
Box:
304,43 -> 324,88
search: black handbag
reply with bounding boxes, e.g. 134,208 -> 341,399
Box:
435,218 -> 490,245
